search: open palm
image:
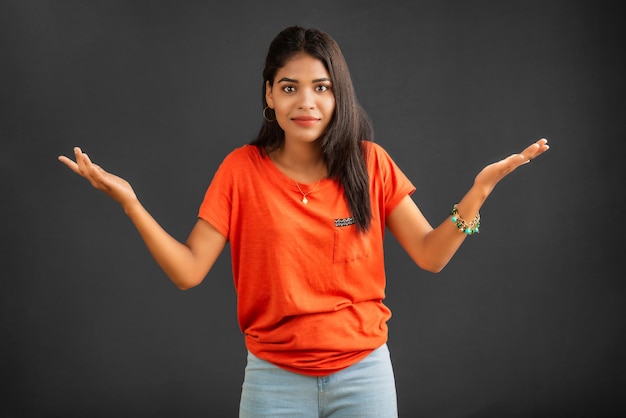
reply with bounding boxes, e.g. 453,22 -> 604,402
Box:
474,138 -> 549,193
58,147 -> 137,208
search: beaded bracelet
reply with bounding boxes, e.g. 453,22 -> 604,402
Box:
450,204 -> 480,235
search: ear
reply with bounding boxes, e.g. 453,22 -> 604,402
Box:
265,80 -> 274,108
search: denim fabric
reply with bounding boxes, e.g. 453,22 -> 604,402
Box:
239,344 -> 398,417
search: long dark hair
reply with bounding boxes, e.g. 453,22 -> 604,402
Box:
251,26 -> 373,231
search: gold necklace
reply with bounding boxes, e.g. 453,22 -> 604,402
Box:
294,178 -> 322,204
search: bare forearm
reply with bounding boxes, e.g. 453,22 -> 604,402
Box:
123,199 -> 201,289
420,184 -> 491,272
59,147 -> 224,289
388,139 -> 549,274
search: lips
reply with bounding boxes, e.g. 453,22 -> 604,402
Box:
292,116 -> 320,127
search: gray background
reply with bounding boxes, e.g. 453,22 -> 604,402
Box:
1,1 -> 624,417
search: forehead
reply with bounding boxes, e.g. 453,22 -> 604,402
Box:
274,53 -> 330,81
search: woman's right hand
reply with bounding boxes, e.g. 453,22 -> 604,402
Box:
58,147 -> 138,209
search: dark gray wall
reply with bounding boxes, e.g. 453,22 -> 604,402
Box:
1,1 -> 624,417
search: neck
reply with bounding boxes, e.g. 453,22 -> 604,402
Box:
271,141 -> 327,184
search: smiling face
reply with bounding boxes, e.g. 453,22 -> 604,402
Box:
265,53 -> 336,145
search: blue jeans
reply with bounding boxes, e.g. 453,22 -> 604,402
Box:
239,344 -> 398,417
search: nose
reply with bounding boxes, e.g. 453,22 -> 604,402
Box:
298,89 -> 315,109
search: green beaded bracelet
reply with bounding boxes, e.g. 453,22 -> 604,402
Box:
450,204 -> 480,235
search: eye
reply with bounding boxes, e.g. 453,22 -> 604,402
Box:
316,85 -> 330,92
282,85 -> 296,93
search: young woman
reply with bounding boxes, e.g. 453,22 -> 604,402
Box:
59,26 -> 549,417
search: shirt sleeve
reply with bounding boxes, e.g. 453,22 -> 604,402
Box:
368,142 -> 416,216
197,151 -> 236,239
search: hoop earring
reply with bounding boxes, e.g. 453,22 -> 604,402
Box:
263,106 -> 276,122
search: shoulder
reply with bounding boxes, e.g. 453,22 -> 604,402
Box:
362,140 -> 396,168
214,144 -> 264,174
222,144 -> 262,165
208,145 -> 264,186
363,140 -> 413,184
362,140 -> 384,155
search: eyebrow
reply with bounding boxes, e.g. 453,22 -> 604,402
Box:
277,77 -> 331,84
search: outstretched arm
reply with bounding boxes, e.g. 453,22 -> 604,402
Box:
58,147 -> 226,289
386,138 -> 550,273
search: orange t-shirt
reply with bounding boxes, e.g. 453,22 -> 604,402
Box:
198,141 -> 415,376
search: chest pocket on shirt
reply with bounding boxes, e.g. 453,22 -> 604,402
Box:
333,221 -> 371,263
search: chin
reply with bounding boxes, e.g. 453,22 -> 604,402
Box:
287,132 -> 324,144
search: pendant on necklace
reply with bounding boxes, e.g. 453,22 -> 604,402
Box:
295,178 -> 322,205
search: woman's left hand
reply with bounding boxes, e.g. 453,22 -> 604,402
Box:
474,138 -> 550,193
